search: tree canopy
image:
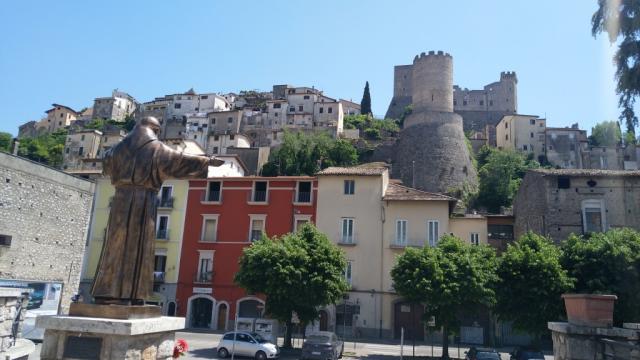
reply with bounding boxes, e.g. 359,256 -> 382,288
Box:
261,131 -> 358,176
476,149 -> 539,213
561,228 -> 640,325
235,224 -> 349,348
592,0 -> 640,137
495,232 -> 574,338
360,81 -> 372,115
17,130 -> 67,167
589,121 -> 622,146
391,235 -> 497,359
0,132 -> 12,152
343,114 -> 400,140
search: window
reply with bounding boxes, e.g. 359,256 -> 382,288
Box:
344,261 -> 353,286
344,180 -> 355,195
174,103 -> 181,109
206,181 -> 221,202
530,119 -> 536,125
227,117 -> 233,124
453,100 -> 457,106
557,176 -> 571,189
250,218 -> 265,242
201,217 -> 218,242
230,134 -> 235,140
252,181 -> 267,202
303,95 -> 310,100
273,103 -> 281,109
154,254 -> 167,281
159,186 -> 173,207
570,144 -> 576,151
214,135 -> 219,141
201,95 -> 208,99
197,251 -> 214,283
294,215 -> 311,232
328,107 -> 333,113
78,147 -> 84,156
0,235 -> 11,247
298,105 -> 303,111
479,100 -> 484,106
211,118 -> 216,124
463,100 -> 467,106
489,100 -> 493,106
296,181 -> 312,203
395,220 -> 407,245
523,145 -> 528,151
156,215 -> 169,239
289,107 -> 295,112
65,147 -> 69,154
582,200 -> 605,234
505,134 -> 509,141
470,233 -> 479,246
81,135 -> 85,141
530,132 -> 534,138
212,146 -> 219,153
319,107 -> 324,114
428,220 -> 439,246
341,218 -> 354,243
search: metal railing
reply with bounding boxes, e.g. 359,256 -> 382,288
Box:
157,197 -> 174,208
194,271 -> 213,283
156,228 -> 170,240
295,191 -> 312,203
249,190 -> 268,203
153,271 -> 165,283
202,190 -> 221,202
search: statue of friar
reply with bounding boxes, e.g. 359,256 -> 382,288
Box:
91,117 -> 223,305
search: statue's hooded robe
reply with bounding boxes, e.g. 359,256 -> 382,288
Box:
92,124 -> 210,302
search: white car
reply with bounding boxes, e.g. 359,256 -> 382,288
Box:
217,331 -> 280,360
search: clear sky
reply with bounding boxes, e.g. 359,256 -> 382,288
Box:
0,1 -> 620,136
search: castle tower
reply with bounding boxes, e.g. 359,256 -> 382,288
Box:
393,51 -> 478,194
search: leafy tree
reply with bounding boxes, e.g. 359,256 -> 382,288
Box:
0,132 -> 12,152
17,130 -> 67,167
235,224 -> 349,348
593,0 -> 640,137
476,149 -> 539,213
343,114 -> 400,139
475,145 -> 495,170
364,128 -> 381,140
122,115 -> 137,131
360,81 -> 372,115
561,228 -> 640,325
495,232 -> 573,339
261,131 -> 357,176
391,235 -> 498,359
589,121 -> 622,146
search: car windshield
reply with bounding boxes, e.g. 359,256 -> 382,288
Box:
306,335 -> 331,343
250,333 -> 267,343
477,352 -> 500,360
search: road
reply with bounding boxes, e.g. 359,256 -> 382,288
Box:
28,331 -> 554,359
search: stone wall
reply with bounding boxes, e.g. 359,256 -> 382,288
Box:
0,152 -> 95,314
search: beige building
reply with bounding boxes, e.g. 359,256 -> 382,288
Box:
45,104 -> 79,132
63,130 -> 102,171
315,164 -> 487,339
496,114 -> 546,161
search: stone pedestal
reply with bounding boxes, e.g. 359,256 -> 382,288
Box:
37,315 -> 185,360
548,322 -> 640,360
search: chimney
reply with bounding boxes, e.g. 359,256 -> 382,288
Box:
11,138 -> 19,155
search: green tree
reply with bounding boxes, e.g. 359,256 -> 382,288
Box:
589,121 -> 622,146
593,1 -> 640,137
0,132 -> 12,152
561,228 -> 640,325
360,81 -> 372,115
235,224 -> 349,348
476,149 -> 539,213
261,131 -> 357,176
475,145 -> 495,170
17,130 -> 67,167
495,232 -> 573,340
391,235 -> 497,359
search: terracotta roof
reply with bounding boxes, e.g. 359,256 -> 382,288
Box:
46,103 -> 79,115
383,183 -> 457,202
530,168 -> 640,177
316,164 -> 388,176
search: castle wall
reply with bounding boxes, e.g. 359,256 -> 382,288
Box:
411,51 -> 453,113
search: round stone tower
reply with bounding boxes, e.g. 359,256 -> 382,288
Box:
393,51 -> 478,195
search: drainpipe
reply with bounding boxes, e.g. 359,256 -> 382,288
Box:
379,203 -> 385,338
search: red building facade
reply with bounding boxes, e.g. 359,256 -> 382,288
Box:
176,176 -> 317,330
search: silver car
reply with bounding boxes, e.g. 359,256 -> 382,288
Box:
217,331 -> 280,360
301,331 -> 344,360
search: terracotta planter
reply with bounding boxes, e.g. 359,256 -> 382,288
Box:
562,294 -> 617,328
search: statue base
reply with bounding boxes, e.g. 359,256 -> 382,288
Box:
69,302 -> 162,319
37,315 -> 185,360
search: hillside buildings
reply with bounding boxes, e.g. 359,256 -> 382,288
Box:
496,114 -> 547,162
92,90 -> 137,122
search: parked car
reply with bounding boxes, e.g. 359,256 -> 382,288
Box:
465,347 -> 501,360
301,331 -> 343,360
217,331 -> 279,360
510,347 -> 545,360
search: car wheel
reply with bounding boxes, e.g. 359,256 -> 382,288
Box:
218,347 -> 229,358
255,350 -> 267,360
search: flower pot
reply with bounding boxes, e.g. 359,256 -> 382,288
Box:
562,294 -> 617,328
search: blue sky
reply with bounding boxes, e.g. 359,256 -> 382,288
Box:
0,1 -> 620,136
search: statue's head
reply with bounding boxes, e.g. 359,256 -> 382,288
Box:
138,117 -> 162,136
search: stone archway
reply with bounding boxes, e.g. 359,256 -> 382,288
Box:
187,294 -> 215,329
236,297 -> 265,318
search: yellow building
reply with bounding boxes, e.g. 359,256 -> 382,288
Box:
45,104 -> 79,132
496,114 -> 546,161
315,164 -> 487,339
79,177 -> 190,315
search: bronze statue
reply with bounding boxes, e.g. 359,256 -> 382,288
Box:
91,117 -> 222,305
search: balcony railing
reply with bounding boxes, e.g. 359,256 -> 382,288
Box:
337,233 -> 357,245
157,197 -> 174,208
156,228 -> 170,240
153,271 -> 165,283
295,191 -> 312,203
249,191 -> 268,203
201,191 -> 222,203
194,271 -> 213,283
391,238 -> 427,248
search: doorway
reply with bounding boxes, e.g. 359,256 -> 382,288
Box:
190,297 -> 213,328
217,303 -> 228,330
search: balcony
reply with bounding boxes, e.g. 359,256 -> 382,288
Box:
294,191 -> 312,204
194,271 -> 213,284
156,228 -> 170,240
337,233 -> 357,246
248,191 -> 268,204
153,271 -> 165,283
390,238 -> 427,248
157,197 -> 174,209
201,191 -> 222,203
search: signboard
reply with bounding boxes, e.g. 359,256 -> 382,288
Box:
427,316 -> 436,327
192,287 -> 212,294
400,305 -> 411,313
64,336 -> 102,359
291,312 -> 300,324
